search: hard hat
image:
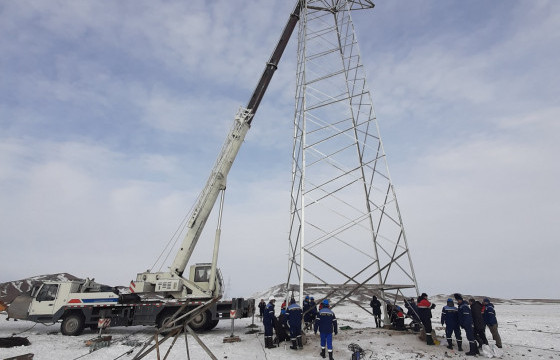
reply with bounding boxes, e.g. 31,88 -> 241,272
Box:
268,296 -> 276,302
322,299 -> 329,306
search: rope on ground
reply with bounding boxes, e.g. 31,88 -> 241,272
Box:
10,322 -> 39,336
255,332 -> 270,360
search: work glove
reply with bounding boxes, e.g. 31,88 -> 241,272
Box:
431,304 -> 436,309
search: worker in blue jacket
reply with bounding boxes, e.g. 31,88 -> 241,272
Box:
286,298 -> 304,350
441,298 -> 462,351
314,299 -> 338,360
455,293 -> 478,356
482,298 -> 502,348
263,296 -> 277,349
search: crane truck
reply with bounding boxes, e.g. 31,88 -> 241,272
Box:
6,1 -> 302,336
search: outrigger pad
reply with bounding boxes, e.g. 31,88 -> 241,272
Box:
0,336 -> 31,348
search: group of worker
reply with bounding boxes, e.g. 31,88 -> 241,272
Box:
258,295 -> 338,359
373,292 -> 503,357
258,291 -> 502,358
440,294 -> 502,356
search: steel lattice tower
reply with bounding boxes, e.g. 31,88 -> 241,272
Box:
286,0 -> 419,312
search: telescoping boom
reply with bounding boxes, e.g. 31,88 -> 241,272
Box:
133,1 -> 303,300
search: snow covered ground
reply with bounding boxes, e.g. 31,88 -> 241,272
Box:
1,300 -> 559,360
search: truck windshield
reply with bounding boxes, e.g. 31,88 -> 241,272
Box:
36,284 -> 59,301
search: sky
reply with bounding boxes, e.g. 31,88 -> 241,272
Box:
1,0 -> 559,300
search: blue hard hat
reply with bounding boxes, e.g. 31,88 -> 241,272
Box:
305,295 -> 310,300
322,299 -> 329,306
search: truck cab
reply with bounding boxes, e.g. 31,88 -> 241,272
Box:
7,279 -> 119,325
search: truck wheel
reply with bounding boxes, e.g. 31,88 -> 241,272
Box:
207,319 -> 220,330
61,314 -> 85,336
157,312 -> 178,331
188,309 -> 212,332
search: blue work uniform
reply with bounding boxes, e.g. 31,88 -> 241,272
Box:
458,301 -> 475,344
263,301 -> 275,337
286,302 -> 303,340
483,302 -> 497,326
314,307 -> 338,352
441,304 -> 462,342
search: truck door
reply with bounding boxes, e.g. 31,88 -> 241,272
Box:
29,283 -> 60,316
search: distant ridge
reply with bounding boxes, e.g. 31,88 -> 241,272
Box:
250,283 -> 559,306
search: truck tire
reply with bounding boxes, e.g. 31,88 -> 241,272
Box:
157,311 -> 179,332
61,313 -> 85,336
207,319 -> 220,330
188,309 -> 212,332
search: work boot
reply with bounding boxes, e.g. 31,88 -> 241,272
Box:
328,350 -> 334,360
265,336 -> 276,349
290,339 -> 298,350
465,341 -> 477,356
426,334 -> 435,345
457,340 -> 463,351
297,336 -> 303,349
447,339 -> 453,349
320,347 -> 326,358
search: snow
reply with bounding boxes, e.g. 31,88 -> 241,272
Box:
1,301 -> 559,360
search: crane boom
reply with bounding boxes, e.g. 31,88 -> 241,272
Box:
134,1 -> 302,299
171,1 -> 302,277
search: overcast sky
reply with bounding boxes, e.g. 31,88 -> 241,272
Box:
1,0 -> 558,300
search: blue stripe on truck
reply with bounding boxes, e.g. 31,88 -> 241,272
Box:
81,298 -> 119,303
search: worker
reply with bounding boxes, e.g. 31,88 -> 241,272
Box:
263,296 -> 277,349
404,297 -> 421,332
370,295 -> 382,328
303,295 -> 312,330
314,299 -> 338,359
469,298 -> 489,349
391,305 -> 406,331
310,297 -> 318,321
258,299 -> 266,321
275,307 -> 291,344
417,293 -> 436,345
305,296 -> 318,331
441,298 -> 462,351
455,293 -> 478,356
482,297 -> 502,348
286,298 -> 304,349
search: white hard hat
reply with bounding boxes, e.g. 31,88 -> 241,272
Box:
268,296 -> 276,302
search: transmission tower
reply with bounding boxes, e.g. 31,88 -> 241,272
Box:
286,0 -> 419,313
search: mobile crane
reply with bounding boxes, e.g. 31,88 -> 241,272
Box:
6,1 -> 302,336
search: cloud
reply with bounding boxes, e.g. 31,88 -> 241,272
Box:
1,0 -> 559,299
